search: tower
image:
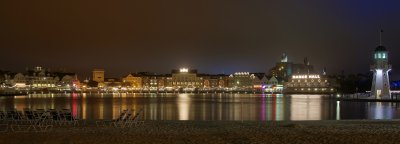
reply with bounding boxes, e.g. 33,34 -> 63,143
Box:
92,69 -> 105,83
371,30 -> 391,98
281,53 -> 288,62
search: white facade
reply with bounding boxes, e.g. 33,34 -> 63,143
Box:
371,46 -> 391,98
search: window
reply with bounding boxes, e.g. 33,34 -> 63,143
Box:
383,53 -> 386,58
378,53 -> 381,59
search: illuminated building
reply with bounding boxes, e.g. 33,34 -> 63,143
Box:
262,76 -> 284,93
228,72 -> 255,89
171,68 -> 202,89
92,69 -> 105,83
122,74 -> 142,88
371,45 -> 391,98
269,53 -> 314,80
12,73 -> 27,88
104,78 -> 121,88
27,67 -> 57,88
199,74 -> 228,89
136,72 -> 169,90
284,74 -> 336,94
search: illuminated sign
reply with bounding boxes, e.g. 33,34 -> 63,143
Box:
292,74 -> 320,79
180,68 -> 189,73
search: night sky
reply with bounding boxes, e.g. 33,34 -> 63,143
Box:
1,0 -> 400,79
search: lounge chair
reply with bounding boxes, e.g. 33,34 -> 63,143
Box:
96,109 -> 128,127
59,109 -> 79,126
10,112 -> 53,132
0,111 -> 5,121
126,109 -> 144,128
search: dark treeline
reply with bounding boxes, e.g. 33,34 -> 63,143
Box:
330,73 -> 373,94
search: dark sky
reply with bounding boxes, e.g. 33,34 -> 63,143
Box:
1,0 -> 400,79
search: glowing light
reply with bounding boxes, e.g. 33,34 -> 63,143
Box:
180,68 -> 188,73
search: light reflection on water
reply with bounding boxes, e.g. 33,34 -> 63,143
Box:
1,93 -> 400,121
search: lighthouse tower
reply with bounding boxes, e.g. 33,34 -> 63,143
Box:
370,41 -> 391,99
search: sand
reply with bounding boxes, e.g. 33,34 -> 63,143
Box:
1,120 -> 400,144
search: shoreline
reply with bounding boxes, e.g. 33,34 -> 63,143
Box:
1,120 -> 400,144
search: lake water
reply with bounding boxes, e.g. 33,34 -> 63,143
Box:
1,93 -> 400,121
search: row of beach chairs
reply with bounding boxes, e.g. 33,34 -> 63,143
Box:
0,108 -> 79,132
96,108 -> 144,128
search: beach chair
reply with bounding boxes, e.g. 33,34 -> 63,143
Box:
137,109 -> 145,126
5,109 -> 23,124
48,109 -> 62,125
33,109 -> 45,120
22,108 -> 36,125
96,109 -> 128,127
125,111 -> 140,128
113,109 -> 134,128
0,111 -> 5,121
11,112 -> 53,132
126,109 -> 144,128
23,108 -> 35,120
59,109 -> 79,126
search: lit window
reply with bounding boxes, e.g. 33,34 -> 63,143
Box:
378,53 -> 381,59
383,53 -> 386,58
374,53 -> 377,59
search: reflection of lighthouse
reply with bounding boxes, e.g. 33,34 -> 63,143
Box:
371,31 -> 391,99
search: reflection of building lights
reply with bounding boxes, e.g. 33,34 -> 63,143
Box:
178,94 -> 190,120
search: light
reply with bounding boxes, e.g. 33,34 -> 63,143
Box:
180,68 -> 188,73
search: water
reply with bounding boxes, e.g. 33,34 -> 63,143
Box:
1,93 -> 400,121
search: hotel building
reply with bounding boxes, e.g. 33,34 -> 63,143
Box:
284,74 -> 337,94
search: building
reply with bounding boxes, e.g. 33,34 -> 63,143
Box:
13,73 -> 27,88
228,72 -> 256,90
104,78 -> 121,89
371,45 -> 391,98
269,53 -> 314,80
200,74 -> 228,89
284,74 -> 336,94
136,72 -> 166,90
26,67 -> 57,88
122,74 -> 142,88
92,69 -> 105,83
262,76 -> 284,93
171,68 -> 203,90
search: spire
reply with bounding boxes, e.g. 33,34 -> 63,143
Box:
379,29 -> 383,46
303,57 -> 309,65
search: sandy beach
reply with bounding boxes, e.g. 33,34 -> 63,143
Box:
1,120 -> 400,144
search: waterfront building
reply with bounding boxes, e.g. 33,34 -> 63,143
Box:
199,74 -> 229,89
12,73 -> 27,88
26,67 -> 57,88
104,78 -> 122,88
284,74 -> 336,94
56,74 -> 80,90
228,72 -> 256,90
171,68 -> 203,90
371,45 -> 391,98
122,74 -> 142,88
269,53 -> 314,80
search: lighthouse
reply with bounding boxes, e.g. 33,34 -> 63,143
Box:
370,35 -> 391,98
